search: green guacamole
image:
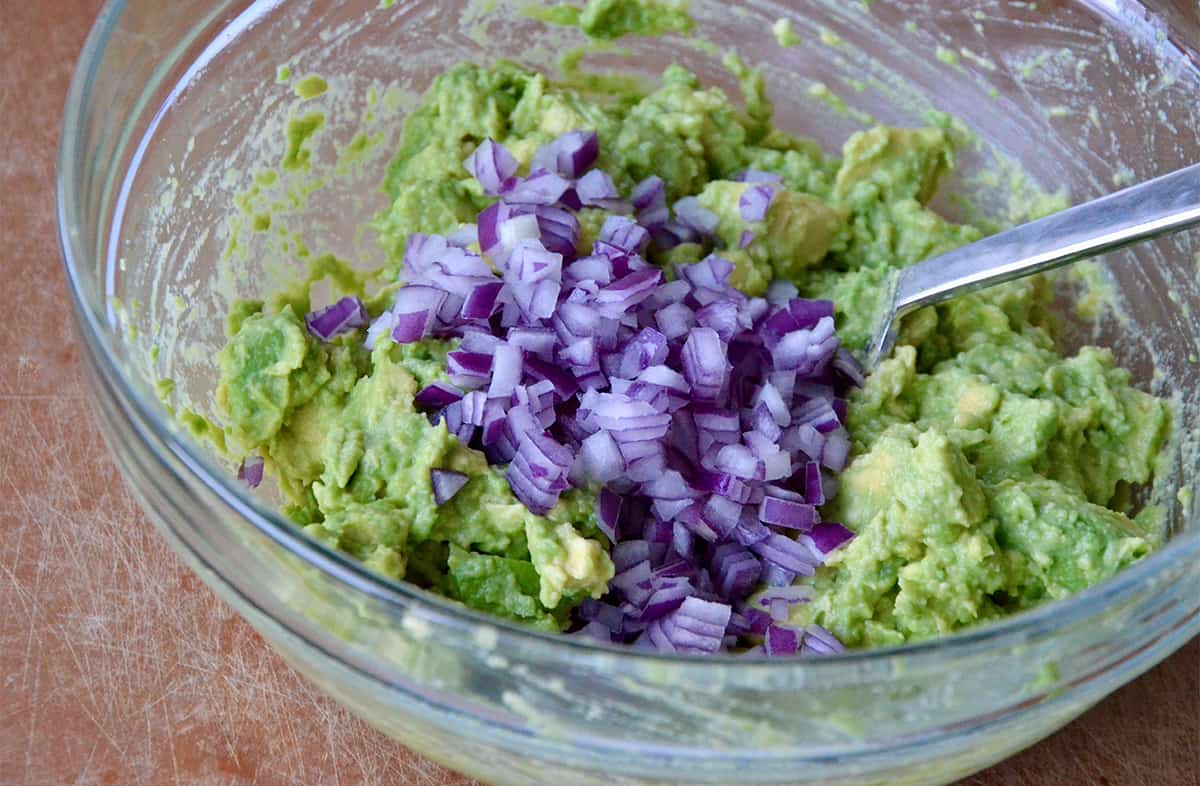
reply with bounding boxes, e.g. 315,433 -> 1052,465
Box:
212,52 -> 1165,644
526,0 -> 695,40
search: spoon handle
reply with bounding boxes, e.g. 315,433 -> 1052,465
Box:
868,162 -> 1200,367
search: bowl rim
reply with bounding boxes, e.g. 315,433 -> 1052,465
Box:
56,0 -> 1200,670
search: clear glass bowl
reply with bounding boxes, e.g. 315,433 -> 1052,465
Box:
57,1 -> 1200,784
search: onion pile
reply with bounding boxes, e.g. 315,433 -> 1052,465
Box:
349,131 -> 861,655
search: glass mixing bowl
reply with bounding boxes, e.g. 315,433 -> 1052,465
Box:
57,1 -> 1200,784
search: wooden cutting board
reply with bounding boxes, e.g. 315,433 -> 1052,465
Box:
1,2 -> 1195,784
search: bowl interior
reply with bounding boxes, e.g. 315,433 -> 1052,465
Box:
95,0 -> 1200,539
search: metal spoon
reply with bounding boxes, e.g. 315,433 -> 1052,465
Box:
866,162 -> 1200,368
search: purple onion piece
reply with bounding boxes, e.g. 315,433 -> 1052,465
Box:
765,624 -> 802,657
832,346 -> 866,387
532,130 -> 599,178
738,183 -> 775,223
430,469 -> 470,505
414,381 -> 464,411
810,521 -> 854,554
658,596 -> 731,654
464,138 -> 518,196
597,215 -> 650,255
575,169 -> 627,211
238,456 -> 264,489
751,533 -> 821,576
672,196 -> 719,237
802,624 -> 847,655
506,169 -> 572,206
630,176 -> 666,211
477,201 -> 508,254
305,296 -> 368,341
758,497 -> 817,531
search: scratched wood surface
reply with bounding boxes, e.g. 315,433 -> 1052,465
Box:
1,2 -> 1197,785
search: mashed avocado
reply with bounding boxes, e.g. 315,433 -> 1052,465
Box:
218,306 -> 611,629
211,53 -> 1165,645
802,323 -> 1164,647
527,0 -> 695,41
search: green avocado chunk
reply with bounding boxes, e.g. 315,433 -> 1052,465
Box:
527,0 -> 694,41
799,315 -> 1165,646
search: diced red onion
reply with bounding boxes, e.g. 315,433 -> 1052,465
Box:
678,255 -> 735,291
738,184 -> 775,223
532,130 -> 599,178
526,205 -> 580,262
364,312 -> 397,351
618,327 -> 669,377
612,559 -> 652,596
701,495 -> 743,538
611,540 -> 652,573
505,169 -> 572,206
487,343 -> 523,399
477,201 -> 506,255
580,430 -> 625,483
655,302 -> 694,340
761,299 -> 835,346
759,496 -> 817,531
658,596 -> 731,654
447,350 -> 493,389
579,598 -> 625,632
598,215 -> 650,256
576,169 -> 627,211
597,488 -> 622,541
832,346 -> 866,387
811,521 -> 854,554
713,443 -> 762,480
390,285 -> 447,343
695,299 -> 740,343
238,456 -> 264,489
430,468 -> 469,505
464,138 -> 518,196
414,382 -> 464,410
595,268 -> 663,315
641,576 -> 694,621
821,429 -> 850,472
681,327 -> 728,402
771,316 -> 838,373
750,533 -> 821,575
446,223 -> 478,248
765,624 -> 802,656
305,296 -> 368,341
631,176 -> 665,211
766,280 -> 799,305
672,197 -> 719,237
462,281 -> 504,320
711,542 -> 762,601
802,624 -> 847,655
755,584 -> 815,609
761,563 -> 797,587
498,213 -> 541,250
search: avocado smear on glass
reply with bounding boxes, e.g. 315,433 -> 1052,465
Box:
213,55 -> 1166,647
